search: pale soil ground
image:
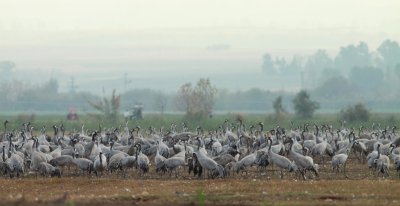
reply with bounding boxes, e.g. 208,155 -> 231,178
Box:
1,157 -> 399,206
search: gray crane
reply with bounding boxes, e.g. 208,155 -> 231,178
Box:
331,142 -> 354,175
194,149 -> 225,178
72,158 -> 93,175
93,152 -> 107,177
108,152 -> 126,173
49,155 -> 74,175
135,144 -> 150,176
233,152 -> 256,175
288,138 -> 319,180
266,137 -> 298,178
155,148 -> 167,174
39,162 -> 61,177
6,149 -> 24,178
374,144 -> 390,177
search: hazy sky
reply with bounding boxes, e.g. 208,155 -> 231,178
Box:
1,0 -> 399,92
2,0 -> 399,51
1,0 -> 399,31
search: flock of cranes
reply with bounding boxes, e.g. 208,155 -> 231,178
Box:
0,119 -> 399,180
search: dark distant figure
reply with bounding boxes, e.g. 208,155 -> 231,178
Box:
67,112 -> 78,120
67,107 -> 79,120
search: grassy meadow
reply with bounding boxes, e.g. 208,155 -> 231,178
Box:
0,112 -> 399,133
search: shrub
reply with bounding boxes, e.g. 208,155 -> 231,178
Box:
340,103 -> 370,122
88,89 -> 121,122
293,90 -> 319,118
175,78 -> 217,119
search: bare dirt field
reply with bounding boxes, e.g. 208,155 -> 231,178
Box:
1,158 -> 400,206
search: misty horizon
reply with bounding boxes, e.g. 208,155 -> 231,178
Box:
2,1 -> 400,93
1,0 -> 400,114
2,36 -> 399,94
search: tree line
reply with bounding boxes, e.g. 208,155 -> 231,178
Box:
0,76 -> 396,117
262,39 -> 400,99
1,39 -> 399,115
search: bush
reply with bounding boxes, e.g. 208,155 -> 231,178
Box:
175,78 -> 217,119
340,103 -> 370,122
88,89 -> 121,122
293,90 -> 319,118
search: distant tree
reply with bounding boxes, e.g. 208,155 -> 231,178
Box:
395,64 -> 400,79
304,50 -> 334,87
262,53 -> 275,74
319,68 -> 341,84
282,55 -> 303,75
293,90 -> 319,118
175,78 -> 217,118
305,50 -> 333,70
377,39 -> 400,69
273,96 -> 285,117
88,89 -> 120,122
314,75 -> 355,98
193,78 -> 218,116
334,42 -> 373,73
340,103 -> 370,122
261,54 -> 292,76
175,83 -> 194,115
349,66 -> 384,92
154,92 -> 167,115
274,57 -> 287,73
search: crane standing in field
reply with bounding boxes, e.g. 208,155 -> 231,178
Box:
288,137 -> 319,180
266,137 -> 298,178
331,142 -> 354,176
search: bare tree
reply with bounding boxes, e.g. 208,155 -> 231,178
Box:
175,83 -> 194,115
88,89 -> 121,122
175,78 -> 217,118
273,96 -> 286,118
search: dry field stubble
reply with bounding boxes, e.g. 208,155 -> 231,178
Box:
1,157 -> 400,206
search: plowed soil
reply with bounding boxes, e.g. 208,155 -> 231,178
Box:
1,157 -> 399,206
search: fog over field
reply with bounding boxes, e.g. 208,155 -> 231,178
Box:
2,28 -> 399,93
1,0 -> 400,113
